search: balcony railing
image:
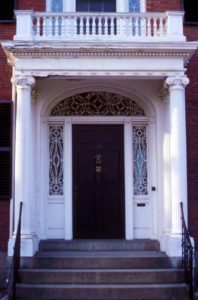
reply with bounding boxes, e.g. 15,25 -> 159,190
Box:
14,10 -> 185,42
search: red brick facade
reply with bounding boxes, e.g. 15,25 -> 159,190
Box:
0,23 -> 14,250
185,25 -> 198,246
0,0 -> 198,250
0,200 -> 10,251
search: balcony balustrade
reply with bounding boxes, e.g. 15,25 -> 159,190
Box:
14,10 -> 185,42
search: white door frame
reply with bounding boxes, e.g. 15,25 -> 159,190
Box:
40,115 -> 156,240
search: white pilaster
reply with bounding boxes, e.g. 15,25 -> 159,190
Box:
124,121 -> 133,239
64,121 -> 73,239
116,0 -> 128,12
164,75 -> 189,256
8,75 -> 38,257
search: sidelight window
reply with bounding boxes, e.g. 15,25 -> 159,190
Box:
49,125 -> 64,195
133,126 -> 148,195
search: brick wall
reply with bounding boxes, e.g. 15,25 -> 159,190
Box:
0,24 -> 15,100
0,23 -> 15,251
17,0 -> 45,11
0,200 -> 10,251
147,0 -> 181,12
185,26 -> 198,248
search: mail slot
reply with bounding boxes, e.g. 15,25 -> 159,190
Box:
137,203 -> 146,207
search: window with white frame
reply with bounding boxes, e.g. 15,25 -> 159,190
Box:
46,0 -> 145,12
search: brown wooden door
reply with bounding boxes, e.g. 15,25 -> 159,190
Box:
73,125 -> 125,239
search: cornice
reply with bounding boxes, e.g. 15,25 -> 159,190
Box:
14,69 -> 185,79
1,40 -> 197,66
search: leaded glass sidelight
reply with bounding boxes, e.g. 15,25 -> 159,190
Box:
51,0 -> 63,12
49,125 -> 64,195
133,126 -> 148,195
129,0 -> 140,12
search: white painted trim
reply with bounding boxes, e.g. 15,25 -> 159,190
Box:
43,115 -> 154,240
124,121 -> 134,239
64,121 -> 73,239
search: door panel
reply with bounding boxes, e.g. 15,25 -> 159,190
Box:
73,125 -> 124,239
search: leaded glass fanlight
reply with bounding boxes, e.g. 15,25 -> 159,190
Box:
51,0 -> 63,12
129,0 -> 140,12
51,92 -> 145,116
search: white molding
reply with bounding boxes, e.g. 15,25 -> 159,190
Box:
42,114 -> 155,240
64,121 -> 73,239
124,122 -> 133,239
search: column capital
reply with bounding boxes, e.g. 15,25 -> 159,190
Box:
164,75 -> 189,90
11,75 -> 35,89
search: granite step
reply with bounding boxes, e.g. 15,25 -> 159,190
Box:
19,268 -> 184,284
15,283 -> 188,300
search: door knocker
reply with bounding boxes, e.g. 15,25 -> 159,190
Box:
95,154 -> 103,173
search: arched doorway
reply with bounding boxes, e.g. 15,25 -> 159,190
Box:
44,91 -> 155,240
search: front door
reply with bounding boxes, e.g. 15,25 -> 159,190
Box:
73,125 -> 125,239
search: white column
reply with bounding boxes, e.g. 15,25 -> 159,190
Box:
124,121 -> 133,239
8,75 -> 38,257
164,75 -> 189,256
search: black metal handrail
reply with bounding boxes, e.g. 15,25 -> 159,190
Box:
7,201 -> 23,300
180,202 -> 194,299
195,251 -> 198,293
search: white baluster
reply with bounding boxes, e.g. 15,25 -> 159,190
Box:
98,17 -> 102,36
61,16 -> 64,38
147,16 -> 151,37
135,17 -> 139,37
86,16 -> 89,36
157,17 -> 162,36
129,17 -> 133,37
79,16 -> 83,35
141,16 -> 146,37
153,17 -> 157,37
71,16 -> 76,37
117,16 -> 121,37
64,16 -> 67,38
104,17 -> 108,36
43,16 -> 47,38
48,16 -> 53,37
92,16 -> 97,36
36,16 -> 40,37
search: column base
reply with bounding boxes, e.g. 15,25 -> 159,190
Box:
8,234 -> 38,257
160,233 -> 183,257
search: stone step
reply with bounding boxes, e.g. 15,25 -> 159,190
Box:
21,251 -> 174,269
19,268 -> 184,284
15,283 -> 188,300
39,239 -> 160,252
